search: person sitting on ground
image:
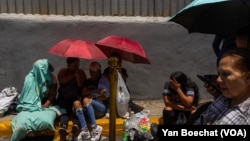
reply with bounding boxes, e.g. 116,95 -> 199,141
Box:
11,59 -> 60,141
42,63 -> 58,108
102,52 -> 131,118
162,71 -> 199,125
194,48 -> 250,125
55,57 -> 87,141
83,61 -> 108,118
73,61 -> 104,141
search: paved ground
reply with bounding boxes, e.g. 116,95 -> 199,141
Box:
0,98 -> 213,141
0,98 -> 213,122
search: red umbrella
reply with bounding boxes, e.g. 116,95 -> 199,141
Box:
48,39 -> 107,60
95,35 -> 150,141
95,35 -> 151,64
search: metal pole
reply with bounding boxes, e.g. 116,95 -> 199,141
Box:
109,56 -> 118,141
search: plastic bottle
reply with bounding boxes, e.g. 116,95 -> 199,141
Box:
122,118 -> 129,141
130,111 -> 134,118
131,114 -> 140,129
144,110 -> 150,118
129,129 -> 136,141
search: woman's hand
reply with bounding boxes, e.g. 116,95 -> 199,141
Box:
169,79 -> 181,91
99,89 -> 106,96
204,83 -> 220,99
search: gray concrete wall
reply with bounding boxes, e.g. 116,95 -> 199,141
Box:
0,14 -> 217,100
0,0 -> 192,16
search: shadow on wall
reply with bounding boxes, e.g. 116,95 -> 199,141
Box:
0,14 -> 216,100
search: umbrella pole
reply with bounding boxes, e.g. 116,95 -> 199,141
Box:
109,56 -> 118,141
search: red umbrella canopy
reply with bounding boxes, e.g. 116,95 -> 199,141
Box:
95,35 -> 151,64
48,39 -> 107,60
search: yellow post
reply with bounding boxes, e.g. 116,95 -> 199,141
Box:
108,56 -> 118,141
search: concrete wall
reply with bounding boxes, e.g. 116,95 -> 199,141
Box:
0,0 -> 192,16
0,14 -> 217,100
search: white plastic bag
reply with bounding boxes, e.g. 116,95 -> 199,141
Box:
0,87 -> 19,111
116,70 -> 130,117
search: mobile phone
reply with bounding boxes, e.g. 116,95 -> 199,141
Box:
197,75 -> 221,93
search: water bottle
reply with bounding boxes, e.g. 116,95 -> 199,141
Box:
129,129 -> 136,141
130,111 -> 134,117
177,112 -> 187,125
144,110 -> 150,117
122,118 -> 129,141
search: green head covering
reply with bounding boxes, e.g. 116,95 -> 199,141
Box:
17,59 -> 52,112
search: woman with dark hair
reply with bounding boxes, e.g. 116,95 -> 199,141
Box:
162,71 -> 199,125
195,48 -> 250,125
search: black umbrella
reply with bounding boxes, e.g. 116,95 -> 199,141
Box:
168,0 -> 250,36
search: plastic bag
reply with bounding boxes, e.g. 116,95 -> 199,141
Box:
116,70 -> 130,117
125,110 -> 155,141
0,87 -> 19,112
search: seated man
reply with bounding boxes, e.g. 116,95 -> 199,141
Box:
55,57 -> 86,141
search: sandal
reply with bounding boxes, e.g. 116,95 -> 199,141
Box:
26,130 -> 36,138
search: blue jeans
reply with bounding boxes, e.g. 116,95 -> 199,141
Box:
77,99 -> 107,129
91,99 -> 107,118
75,108 -> 88,130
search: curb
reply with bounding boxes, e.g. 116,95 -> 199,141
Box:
0,117 -> 162,141
0,98 -> 213,140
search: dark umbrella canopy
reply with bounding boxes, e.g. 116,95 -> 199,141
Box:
168,0 -> 250,36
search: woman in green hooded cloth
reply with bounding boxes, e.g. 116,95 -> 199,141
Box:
11,59 -> 60,141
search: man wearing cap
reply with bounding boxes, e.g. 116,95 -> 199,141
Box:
82,61 -> 108,117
